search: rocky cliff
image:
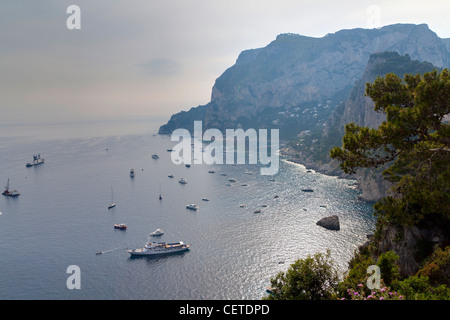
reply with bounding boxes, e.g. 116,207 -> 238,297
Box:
159,23 -> 449,137
159,24 -> 449,202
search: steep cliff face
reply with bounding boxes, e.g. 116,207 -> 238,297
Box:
319,52 -> 437,201
159,23 -> 449,136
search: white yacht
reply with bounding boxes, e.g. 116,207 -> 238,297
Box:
150,229 -> 164,236
127,240 -> 190,256
26,154 -> 44,167
186,204 -> 198,210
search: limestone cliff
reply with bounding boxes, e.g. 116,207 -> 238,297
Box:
159,23 -> 449,137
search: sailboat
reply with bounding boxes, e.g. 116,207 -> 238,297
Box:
108,186 -> 116,209
2,179 -> 20,197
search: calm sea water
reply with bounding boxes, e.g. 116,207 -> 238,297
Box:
0,118 -> 376,300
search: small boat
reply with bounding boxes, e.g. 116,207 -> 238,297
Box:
274,195 -> 279,198
26,154 -> 44,167
114,223 -> 127,230
167,149 -> 174,152
302,189 -> 314,192
126,240 -> 190,256
244,171 -> 253,175
185,164 -> 191,168
179,178 -> 187,184
239,204 -> 245,208
130,169 -> 135,178
208,170 -> 215,173
220,173 -> 227,176
241,184 -> 248,186
186,204 -> 199,211
261,204 -> 268,207
268,179 -> 275,182
2,179 -> 20,197
152,154 -> 159,159
228,178 -> 237,182
202,198 -> 209,202
108,186 -> 116,209
159,183 -> 162,200
150,229 -> 164,237
254,210 -> 261,213
168,175 -> 174,178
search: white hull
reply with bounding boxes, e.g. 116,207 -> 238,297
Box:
127,246 -> 190,256
127,241 -> 190,256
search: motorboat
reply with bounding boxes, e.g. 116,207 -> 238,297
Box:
130,169 -> 135,178
202,198 -> 209,202
114,223 -> 127,230
152,154 -> 159,159
228,178 -> 237,182
26,154 -> 44,167
168,175 -> 174,178
208,170 -> 215,173
186,204 -> 198,211
150,229 -> 164,237
179,178 -> 187,184
127,240 -> 190,256
302,189 -> 314,192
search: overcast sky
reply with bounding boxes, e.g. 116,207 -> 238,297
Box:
0,0 -> 449,123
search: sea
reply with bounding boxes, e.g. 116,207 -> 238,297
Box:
0,117 -> 376,300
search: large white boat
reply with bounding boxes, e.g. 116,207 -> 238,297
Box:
126,240 -> 190,256
26,154 -> 44,167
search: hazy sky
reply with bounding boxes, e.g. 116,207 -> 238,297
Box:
0,0 -> 449,123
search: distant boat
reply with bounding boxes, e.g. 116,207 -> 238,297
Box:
179,178 -> 187,184
150,229 -> 164,237
186,204 -> 199,211
168,175 -> 174,178
220,173 -> 227,176
244,171 -> 253,175
114,223 -> 127,230
228,178 -> 237,182
185,164 -> 191,168
302,189 -> 314,192
26,154 -> 44,167
254,210 -> 261,213
130,169 -> 135,178
159,183 -> 162,200
202,198 -> 209,202
167,149 -> 173,152
2,179 -> 20,197
152,154 -> 159,159
208,170 -> 215,173
108,186 -> 116,209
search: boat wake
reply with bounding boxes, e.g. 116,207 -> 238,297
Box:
96,247 -> 122,255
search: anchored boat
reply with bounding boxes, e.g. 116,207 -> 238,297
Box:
2,179 -> 20,197
26,154 -> 44,167
127,240 -> 190,256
